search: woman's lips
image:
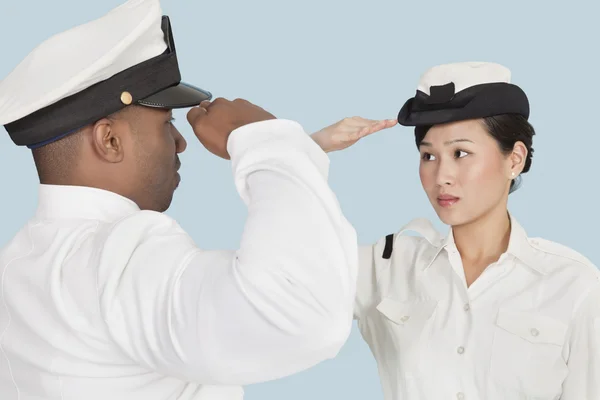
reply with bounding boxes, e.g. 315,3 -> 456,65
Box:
437,194 -> 460,208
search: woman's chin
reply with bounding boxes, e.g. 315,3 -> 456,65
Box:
434,206 -> 471,227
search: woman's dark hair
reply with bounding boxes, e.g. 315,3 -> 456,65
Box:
414,114 -> 535,193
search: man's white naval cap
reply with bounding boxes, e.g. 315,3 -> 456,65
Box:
0,0 -> 212,148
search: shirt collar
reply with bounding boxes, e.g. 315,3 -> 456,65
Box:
34,184 -> 140,222
504,216 -> 546,274
402,214 -> 546,275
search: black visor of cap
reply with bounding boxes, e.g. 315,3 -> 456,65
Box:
137,82 -> 211,109
397,82 -> 530,127
5,15 -> 212,148
137,15 -> 211,109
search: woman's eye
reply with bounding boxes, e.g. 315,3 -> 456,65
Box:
421,153 -> 436,161
455,150 -> 468,158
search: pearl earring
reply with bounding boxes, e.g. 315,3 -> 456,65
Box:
511,172 -> 515,177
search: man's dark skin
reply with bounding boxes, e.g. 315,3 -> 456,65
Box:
32,98 -> 276,212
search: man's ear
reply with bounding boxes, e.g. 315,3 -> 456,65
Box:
91,117 -> 126,163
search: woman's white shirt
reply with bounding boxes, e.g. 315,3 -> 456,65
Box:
355,215 -> 600,400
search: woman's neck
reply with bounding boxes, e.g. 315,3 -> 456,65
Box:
452,205 -> 511,284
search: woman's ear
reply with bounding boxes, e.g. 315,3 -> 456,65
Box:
508,140 -> 528,177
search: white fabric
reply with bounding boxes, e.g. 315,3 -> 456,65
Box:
416,62 -> 512,95
355,215 -> 600,400
0,0 -> 166,125
0,119 -> 358,400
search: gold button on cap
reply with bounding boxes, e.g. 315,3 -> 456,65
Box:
120,91 -> 133,105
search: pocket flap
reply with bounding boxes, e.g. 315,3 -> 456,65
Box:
496,309 -> 568,346
376,297 -> 437,325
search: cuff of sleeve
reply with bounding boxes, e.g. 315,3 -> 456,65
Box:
227,119 -> 330,180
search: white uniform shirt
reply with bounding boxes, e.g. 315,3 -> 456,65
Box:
355,216 -> 600,400
0,119 -> 358,400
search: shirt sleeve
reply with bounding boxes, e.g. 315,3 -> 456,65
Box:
96,119 -> 358,386
354,243 -> 378,320
561,278 -> 600,399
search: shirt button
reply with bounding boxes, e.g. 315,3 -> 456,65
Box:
457,346 -> 465,354
400,315 -> 410,322
530,328 -> 539,337
457,392 -> 465,400
463,303 -> 470,311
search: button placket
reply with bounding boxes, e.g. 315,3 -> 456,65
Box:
530,328 -> 539,337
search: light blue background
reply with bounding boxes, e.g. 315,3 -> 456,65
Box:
1,1 -> 599,399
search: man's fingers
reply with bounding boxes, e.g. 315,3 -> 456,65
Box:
187,105 -> 208,125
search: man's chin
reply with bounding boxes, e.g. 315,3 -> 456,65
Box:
155,192 -> 175,213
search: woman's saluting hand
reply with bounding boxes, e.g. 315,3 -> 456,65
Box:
311,116 -> 397,153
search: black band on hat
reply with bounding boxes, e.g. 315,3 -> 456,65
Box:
6,50 -> 181,147
4,16 -> 210,148
397,82 -> 529,127
426,82 -> 456,105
